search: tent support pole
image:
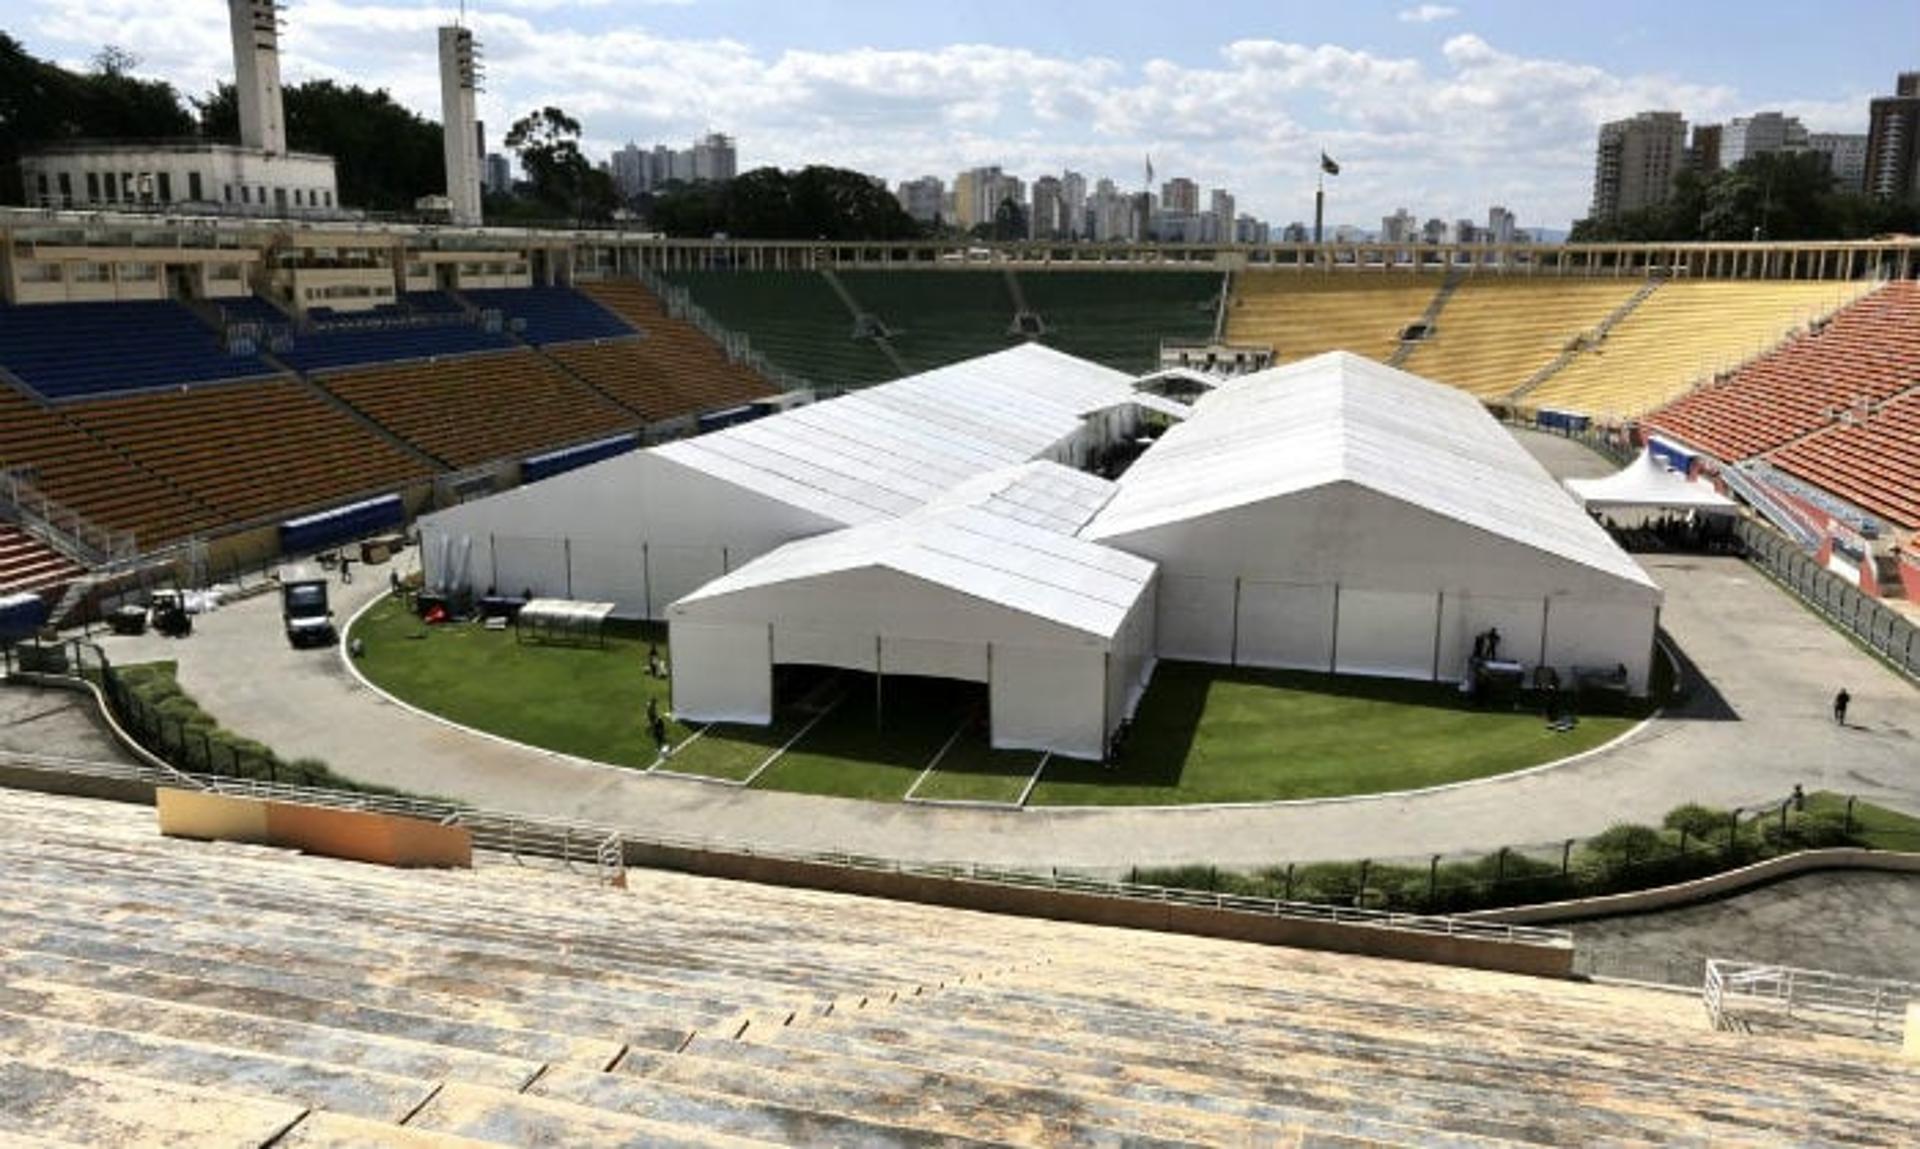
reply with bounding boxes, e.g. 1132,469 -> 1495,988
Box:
875,635 -> 884,731
1328,584 -> 1341,673
1432,591 -> 1445,681
1539,596 -> 1551,670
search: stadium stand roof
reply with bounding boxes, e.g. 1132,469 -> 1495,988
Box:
1084,351 -> 1659,591
677,461 -> 1150,639
649,342 -> 1143,527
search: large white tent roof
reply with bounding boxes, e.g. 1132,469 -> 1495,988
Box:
651,343 -> 1140,528
1083,352 -> 1658,590
1566,446 -> 1739,511
675,461 -> 1153,639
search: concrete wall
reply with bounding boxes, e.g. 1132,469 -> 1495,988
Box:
621,840 -> 1575,979
1465,850 -> 1920,926
157,788 -> 473,869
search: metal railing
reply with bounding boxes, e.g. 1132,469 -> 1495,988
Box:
1704,958 -> 1916,1041
1721,466 -> 1821,549
1,468 -> 138,567
1737,519 -> 1919,679
0,745 -> 1571,949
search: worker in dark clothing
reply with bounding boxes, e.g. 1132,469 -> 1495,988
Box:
1833,689 -> 1851,725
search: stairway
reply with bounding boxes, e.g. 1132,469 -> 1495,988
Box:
0,524 -> 82,600
818,270 -> 911,377
1507,278 -> 1665,405
1388,270 -> 1462,368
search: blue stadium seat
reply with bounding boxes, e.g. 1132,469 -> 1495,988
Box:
0,301 -> 274,400
462,287 -> 634,345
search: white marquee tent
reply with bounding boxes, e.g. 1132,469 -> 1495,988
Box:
417,343 -> 1159,617
1565,446 -> 1739,513
669,463 -> 1157,759
1082,352 -> 1665,693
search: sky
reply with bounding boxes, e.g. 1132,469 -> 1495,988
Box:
7,0 -> 1917,230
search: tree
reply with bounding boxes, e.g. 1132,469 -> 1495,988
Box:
197,80 -> 444,211
642,164 -> 922,240
504,106 -> 614,220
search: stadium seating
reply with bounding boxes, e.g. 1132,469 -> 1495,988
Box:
461,287 -> 634,346
1767,387 -> 1920,529
837,270 -> 1022,372
552,282 -> 777,422
1020,270 -> 1221,372
0,785 -> 1914,1146
1225,274 -> 1447,363
63,380 -> 435,529
273,319 -> 514,374
1527,280 -> 1868,418
0,524 -> 82,597
0,384 -> 215,547
0,301 -> 273,400
1647,281 -> 1920,462
320,349 -> 638,468
666,271 -> 901,388
1400,278 -> 1643,399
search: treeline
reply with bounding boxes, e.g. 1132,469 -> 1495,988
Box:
643,165 -> 923,240
1572,150 -> 1920,242
0,34 -> 444,212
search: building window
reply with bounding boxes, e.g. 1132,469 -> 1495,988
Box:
120,263 -> 157,281
188,172 -> 202,201
274,187 -> 287,209
240,186 -> 250,204
224,183 -> 234,203
156,172 -> 171,202
323,190 -> 333,208
122,172 -> 134,200
57,173 -> 72,204
86,172 -> 100,201
34,174 -> 48,203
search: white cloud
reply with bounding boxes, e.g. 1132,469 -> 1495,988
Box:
17,0 -> 1781,229
1397,5 -> 1460,23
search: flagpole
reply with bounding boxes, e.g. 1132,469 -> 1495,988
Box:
1314,170 -> 1325,247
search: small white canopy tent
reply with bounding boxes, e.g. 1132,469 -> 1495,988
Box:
669,462 -> 1157,760
1565,447 -> 1738,513
1082,352 -> 1665,694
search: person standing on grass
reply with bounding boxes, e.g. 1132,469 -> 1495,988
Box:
1832,688 -> 1850,726
649,710 -> 670,757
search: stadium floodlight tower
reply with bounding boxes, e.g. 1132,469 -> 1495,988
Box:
438,24 -> 485,227
228,0 -> 288,155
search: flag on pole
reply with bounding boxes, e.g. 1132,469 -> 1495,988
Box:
1145,154 -> 1154,185
1320,152 -> 1340,176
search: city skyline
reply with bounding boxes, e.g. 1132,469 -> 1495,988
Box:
11,0 -> 1916,229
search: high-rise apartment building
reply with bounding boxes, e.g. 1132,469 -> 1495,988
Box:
1689,123 -> 1723,175
894,176 -> 945,224
1722,112 -> 1808,166
1487,205 -> 1516,245
690,133 -> 737,183
1030,176 -> 1066,239
1060,170 -> 1087,239
484,153 -> 511,196
1380,207 -> 1417,244
1590,111 -> 1687,220
1207,189 -> 1235,242
1808,133 -> 1869,193
1160,177 -> 1199,214
1866,72 -> 1920,200
609,133 -> 736,198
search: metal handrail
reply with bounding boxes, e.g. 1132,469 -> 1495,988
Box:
0,748 -> 1570,949
1704,958 -> 1916,1038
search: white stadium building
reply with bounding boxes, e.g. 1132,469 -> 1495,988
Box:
419,346 -> 1662,760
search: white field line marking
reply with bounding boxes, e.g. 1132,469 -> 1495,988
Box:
739,690 -> 844,788
905,714 -> 974,802
1015,752 -> 1051,808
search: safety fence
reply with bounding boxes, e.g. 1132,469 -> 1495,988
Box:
1705,959 -> 1916,1042
1737,519 -> 1920,679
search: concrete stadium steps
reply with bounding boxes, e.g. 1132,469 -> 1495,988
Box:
1,786 -> 1915,1146
0,525 -> 82,598
1398,279 -> 1642,399
1225,275 -> 1448,364
1017,271 -> 1221,374
1527,280 -> 1867,419
63,377 -> 436,529
571,282 -> 774,423
0,384 -> 217,548
666,272 -> 901,390
319,349 -> 640,469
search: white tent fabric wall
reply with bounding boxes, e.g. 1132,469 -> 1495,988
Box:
668,462 -> 1156,760
416,343 -> 1152,617
1084,352 -> 1664,694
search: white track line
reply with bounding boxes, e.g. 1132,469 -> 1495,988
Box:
738,690 -> 843,789
904,714 -> 973,802
1014,752 -> 1051,808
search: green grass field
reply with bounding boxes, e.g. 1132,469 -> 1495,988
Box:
910,720 -> 1044,804
1028,663 -> 1636,806
351,598 -> 689,769
350,600 -> 1641,805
